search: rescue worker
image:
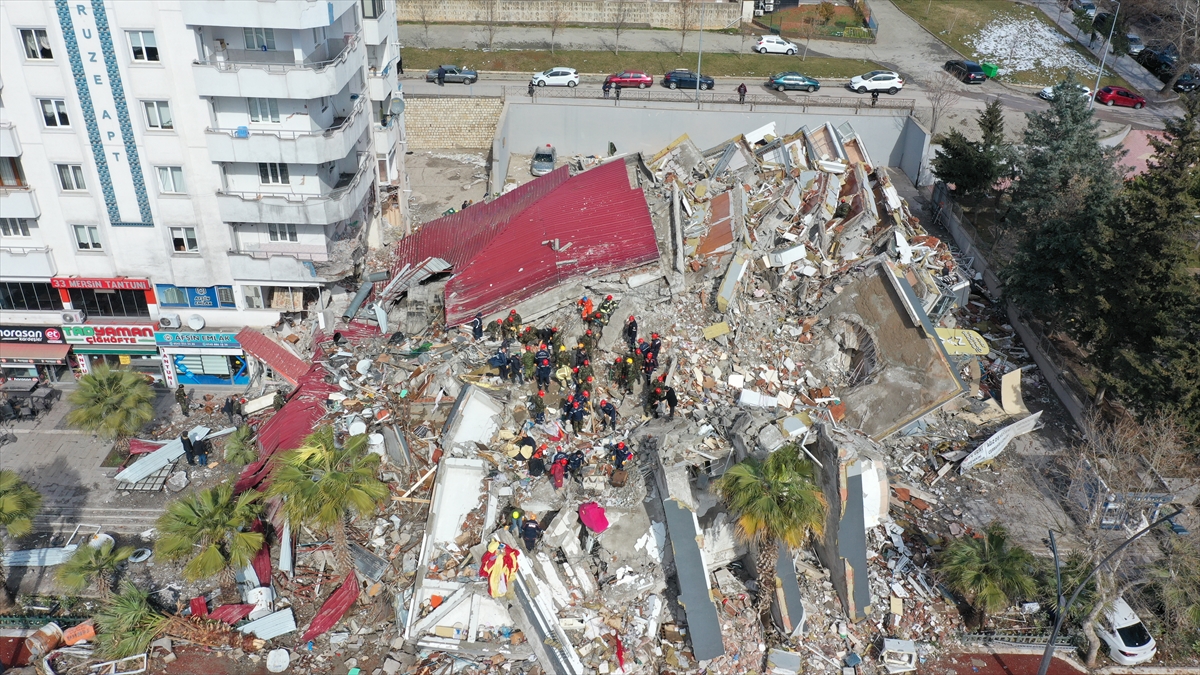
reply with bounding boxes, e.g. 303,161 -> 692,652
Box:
833,197 -> 851,219
519,325 -> 537,346
573,342 -> 589,367
175,384 -> 190,416
579,375 -> 596,400
623,315 -> 638,351
578,296 -> 594,319
608,357 -> 624,384
509,509 -> 524,535
568,398 -> 588,435
566,449 -> 586,483
597,295 -> 618,326
547,326 -> 564,350
522,345 -> 536,382
494,346 -> 510,380
578,359 -> 595,385
645,387 -> 665,417
502,310 -> 520,341
581,330 -> 597,355
555,344 -> 572,368
508,349 -> 524,384
555,363 -> 574,390
272,389 -> 285,411
647,333 -> 663,359
632,342 -> 646,373
536,357 -> 553,389
599,399 -> 619,431
550,448 -> 569,489
486,318 -> 504,341
619,357 -> 637,394
531,390 -> 547,424
609,442 -> 632,471
571,366 -> 582,386
642,349 -> 658,386
470,311 -> 484,340
521,515 -> 541,551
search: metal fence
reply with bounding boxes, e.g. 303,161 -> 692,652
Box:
503,86 -> 915,113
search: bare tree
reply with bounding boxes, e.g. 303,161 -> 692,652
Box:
1144,0 -> 1199,94
925,72 -> 962,136
677,0 -> 695,56
548,0 -> 566,55
415,0 -> 436,47
481,0 -> 500,51
613,0 -> 631,56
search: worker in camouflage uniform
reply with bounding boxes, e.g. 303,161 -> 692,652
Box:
555,344 -> 572,368
486,318 -> 504,341
522,345 -> 536,382
597,295 -> 618,326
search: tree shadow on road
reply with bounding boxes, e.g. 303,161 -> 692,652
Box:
3,457 -> 90,604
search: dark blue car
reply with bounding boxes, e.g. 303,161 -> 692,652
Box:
662,69 -> 714,90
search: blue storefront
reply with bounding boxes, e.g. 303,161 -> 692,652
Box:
156,331 -> 249,386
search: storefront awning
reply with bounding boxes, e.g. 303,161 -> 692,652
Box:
0,343 -> 71,364
72,346 -> 159,355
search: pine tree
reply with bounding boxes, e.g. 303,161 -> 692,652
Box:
1001,76 -> 1125,341
977,97 -> 1005,152
931,98 -> 1009,198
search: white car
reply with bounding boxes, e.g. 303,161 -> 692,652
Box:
847,70 -> 904,94
1096,597 -> 1156,666
1125,33 -> 1144,55
1037,83 -> 1092,100
754,35 -> 798,55
531,67 -> 579,87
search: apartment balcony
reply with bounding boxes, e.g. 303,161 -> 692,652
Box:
0,121 -> 20,157
367,63 -> 398,102
0,245 -> 57,278
192,30 -> 363,100
0,185 -> 39,219
227,229 -> 362,283
362,0 -> 395,45
216,153 -> 374,225
205,96 -> 368,164
182,0 -> 357,30
373,117 -> 400,158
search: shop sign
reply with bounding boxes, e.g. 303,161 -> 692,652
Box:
155,332 -> 241,349
63,324 -> 157,346
0,325 -> 65,344
51,277 -> 151,291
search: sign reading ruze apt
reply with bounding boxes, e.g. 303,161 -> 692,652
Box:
62,325 -> 156,346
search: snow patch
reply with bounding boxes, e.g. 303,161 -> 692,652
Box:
966,16 -> 1099,79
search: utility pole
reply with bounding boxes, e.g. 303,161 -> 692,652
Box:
1036,505 -> 1183,675
696,3 -> 705,108
1090,0 -> 1120,108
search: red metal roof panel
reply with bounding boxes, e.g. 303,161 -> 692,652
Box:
234,328 -> 309,385
299,571 -> 360,644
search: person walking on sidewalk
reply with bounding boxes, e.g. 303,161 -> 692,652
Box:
603,80 -> 612,99
871,90 -> 879,107
737,83 -> 748,104
614,84 -> 621,102
528,82 -> 535,98
437,66 -> 446,86
175,385 -> 189,417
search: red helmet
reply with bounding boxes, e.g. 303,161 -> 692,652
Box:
567,395 -> 574,401
618,442 -> 626,449
582,391 -> 590,397
606,295 -> 613,300
573,367 -> 580,373
510,309 -> 517,314
538,391 -> 546,397
586,330 -> 593,336
652,333 -> 659,339
584,359 -> 590,366
628,315 -> 635,321
655,388 -> 662,394
587,376 -> 594,382
496,319 -> 503,324
637,337 -> 645,343
600,399 -> 608,406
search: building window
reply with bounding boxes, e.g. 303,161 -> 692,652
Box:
73,224 -> 102,250
217,286 -> 236,306
242,285 -> 313,311
0,158 -> 28,187
39,99 -> 70,127
268,223 -> 298,242
69,288 -> 149,317
244,27 -> 276,51
157,284 -> 239,308
248,97 -> 280,123
0,282 -> 62,311
258,162 -> 289,185
157,166 -> 186,194
170,226 -> 198,252
127,31 -> 159,61
57,164 -> 86,191
143,100 -> 173,129
361,0 -> 385,19
20,29 -> 53,59
0,218 -> 33,237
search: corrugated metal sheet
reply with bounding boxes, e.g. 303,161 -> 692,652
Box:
662,498 -> 724,661
235,328 -> 309,385
391,161 -> 659,325
299,571 -> 359,644
114,426 -> 209,484
209,604 -> 256,624
0,544 -> 78,567
238,608 -> 296,640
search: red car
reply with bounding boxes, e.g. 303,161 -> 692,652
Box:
605,70 -> 653,88
1093,86 -> 1146,109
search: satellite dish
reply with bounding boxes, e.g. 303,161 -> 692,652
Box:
187,314 -> 206,330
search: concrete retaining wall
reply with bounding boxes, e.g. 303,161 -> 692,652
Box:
397,0 -> 745,30
404,96 -> 505,150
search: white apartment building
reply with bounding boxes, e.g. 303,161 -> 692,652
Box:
0,0 -> 406,385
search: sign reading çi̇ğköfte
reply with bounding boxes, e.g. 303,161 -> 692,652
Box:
0,326 -> 66,344
155,332 -> 241,349
62,324 -> 157,346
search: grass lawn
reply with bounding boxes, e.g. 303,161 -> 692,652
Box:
891,0 -> 1131,89
405,48 -> 881,80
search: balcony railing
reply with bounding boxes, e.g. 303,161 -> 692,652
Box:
194,30 -> 360,74
0,245 -> 51,255
206,95 -> 366,141
216,152 -> 372,205
226,247 -> 328,261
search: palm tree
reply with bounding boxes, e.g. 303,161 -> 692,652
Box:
1,470 -> 43,611
1151,536 -> 1200,630
939,521 -> 1036,628
155,482 -> 264,600
58,539 -> 135,600
95,583 -> 263,660
713,445 -> 827,614
266,427 -> 388,572
66,365 -> 155,438
222,425 -> 257,466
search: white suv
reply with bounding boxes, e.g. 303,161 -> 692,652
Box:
531,67 -> 579,87
847,70 -> 905,94
754,35 -> 798,55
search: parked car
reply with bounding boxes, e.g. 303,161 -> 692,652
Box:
605,70 -> 653,88
1069,0 -> 1097,17
425,65 -> 478,84
1175,69 -> 1199,92
847,70 -> 904,94
662,69 -> 714,90
1125,33 -> 1145,55
1037,82 -> 1092,100
765,71 -> 820,92
1093,85 -> 1146,108
1137,48 -> 1178,82
531,67 -> 579,87
1095,597 -> 1156,666
943,59 -> 987,84
531,144 -> 557,177
754,35 -> 799,55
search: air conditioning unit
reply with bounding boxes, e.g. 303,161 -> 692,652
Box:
754,8 -> 764,15
61,309 -> 86,324
159,313 -> 182,329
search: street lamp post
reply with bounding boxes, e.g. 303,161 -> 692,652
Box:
1036,506 -> 1184,675
696,3 -> 705,108
1090,0 -> 1120,108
